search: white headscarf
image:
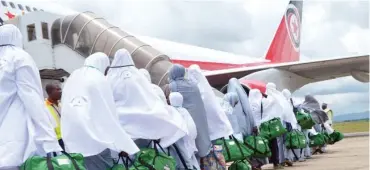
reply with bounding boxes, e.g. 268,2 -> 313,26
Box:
282,89 -> 291,100
265,83 -> 297,128
249,89 -> 264,126
0,24 -> 61,168
107,49 -> 186,146
61,52 -> 139,156
187,64 -> 233,140
169,92 -> 198,157
261,83 -> 284,123
222,92 -> 239,115
280,89 -> 298,128
139,68 -> 167,104
221,92 -> 240,137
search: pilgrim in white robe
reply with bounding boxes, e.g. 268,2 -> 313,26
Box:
61,52 -> 139,170
263,83 -> 286,164
221,92 -> 240,136
107,49 -> 186,148
138,68 -> 167,104
168,64 -> 212,158
188,64 -> 233,141
168,92 -> 200,170
0,24 -> 61,169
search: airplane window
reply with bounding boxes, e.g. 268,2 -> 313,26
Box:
33,7 -> 37,11
9,2 -> 15,8
1,1 -> 7,7
41,22 -> 49,40
17,4 -> 23,10
27,24 -> 36,41
25,6 -> 31,11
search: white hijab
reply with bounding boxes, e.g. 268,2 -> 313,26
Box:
249,89 -> 264,127
61,52 -> 139,156
187,64 -> 233,140
0,24 -> 61,168
280,89 -> 298,129
139,68 -> 167,104
107,49 -> 186,146
261,83 -> 284,123
169,92 -> 198,158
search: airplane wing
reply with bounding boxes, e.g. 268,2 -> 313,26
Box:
205,55 -> 369,90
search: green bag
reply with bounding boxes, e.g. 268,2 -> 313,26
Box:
259,117 -> 287,140
296,111 -> 316,129
243,135 -> 271,158
309,133 -> 326,147
285,130 -> 307,149
328,131 -> 344,144
323,132 -> 331,144
21,152 -> 85,170
228,159 -> 251,170
215,135 -> 253,162
133,140 -> 176,170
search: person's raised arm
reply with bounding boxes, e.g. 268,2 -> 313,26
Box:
16,65 -> 62,153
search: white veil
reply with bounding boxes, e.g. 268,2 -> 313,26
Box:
107,49 -> 187,147
187,64 -> 233,140
261,83 -> 284,123
61,52 -> 139,156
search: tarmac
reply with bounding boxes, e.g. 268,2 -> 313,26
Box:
262,135 -> 369,170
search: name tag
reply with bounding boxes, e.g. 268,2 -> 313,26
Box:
213,145 -> 223,151
57,158 -> 70,165
164,164 -> 170,170
228,141 -> 235,145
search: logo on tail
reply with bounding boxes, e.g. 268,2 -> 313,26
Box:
264,0 -> 303,63
285,4 -> 301,51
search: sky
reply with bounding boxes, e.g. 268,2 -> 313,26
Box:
39,0 -> 369,116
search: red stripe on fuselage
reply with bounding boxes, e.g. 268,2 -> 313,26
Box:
170,59 -> 270,71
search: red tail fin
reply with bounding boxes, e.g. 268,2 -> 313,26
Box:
265,0 -> 303,63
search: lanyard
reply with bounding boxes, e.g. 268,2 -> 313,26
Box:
51,104 -> 61,117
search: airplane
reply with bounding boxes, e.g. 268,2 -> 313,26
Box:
0,0 -> 368,94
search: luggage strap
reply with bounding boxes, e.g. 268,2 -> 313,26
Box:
260,103 -> 263,119
291,149 -> 303,161
110,154 -> 139,170
172,144 -> 191,170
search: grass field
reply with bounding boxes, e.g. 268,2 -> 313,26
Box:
333,120 -> 369,133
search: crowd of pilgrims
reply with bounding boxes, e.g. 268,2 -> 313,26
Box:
0,24 -> 336,170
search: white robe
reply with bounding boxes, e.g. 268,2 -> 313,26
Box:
265,83 -> 297,128
0,25 -> 61,168
107,49 -> 186,147
261,95 -> 283,123
188,65 -> 233,141
249,89 -> 263,127
138,68 -> 167,104
169,92 -> 198,165
61,52 -> 139,156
